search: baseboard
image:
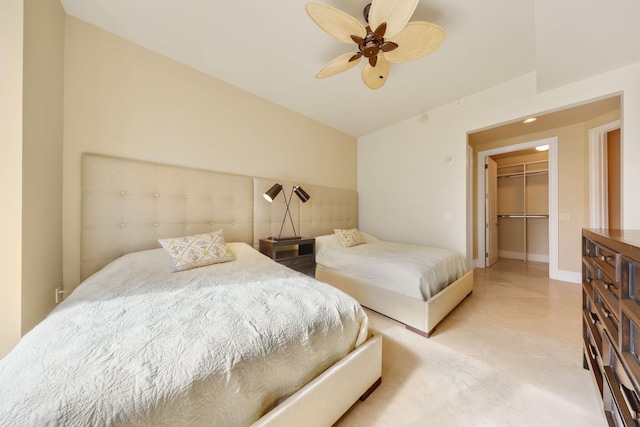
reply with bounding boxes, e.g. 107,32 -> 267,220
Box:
477,254 -> 580,283
551,269 -> 581,284
498,250 -> 549,263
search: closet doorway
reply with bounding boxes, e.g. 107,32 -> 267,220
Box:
487,147 -> 549,266
476,137 -> 559,279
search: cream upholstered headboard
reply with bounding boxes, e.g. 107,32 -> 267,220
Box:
81,154 -> 254,280
298,183 -> 358,237
251,178 -> 357,247
81,154 -> 358,281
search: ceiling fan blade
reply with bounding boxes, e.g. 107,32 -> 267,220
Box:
316,53 -> 361,79
305,2 -> 366,44
368,0 -> 419,39
384,22 -> 446,63
361,55 -> 389,90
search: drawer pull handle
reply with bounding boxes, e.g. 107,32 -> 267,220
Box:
604,309 -> 612,318
590,312 -> 599,324
604,282 -> 617,290
620,383 -> 640,419
587,343 -> 597,360
600,255 -> 613,262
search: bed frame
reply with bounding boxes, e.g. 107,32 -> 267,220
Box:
317,267 -> 473,337
80,153 -> 380,426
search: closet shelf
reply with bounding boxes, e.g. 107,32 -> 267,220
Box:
497,159 -> 548,178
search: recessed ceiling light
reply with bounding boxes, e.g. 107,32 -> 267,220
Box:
536,145 -> 549,151
523,117 -> 537,124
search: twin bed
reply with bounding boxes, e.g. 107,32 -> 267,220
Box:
316,231 -> 473,337
0,153 -> 471,425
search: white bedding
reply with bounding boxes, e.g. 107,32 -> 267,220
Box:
0,242 -> 368,426
316,233 -> 467,301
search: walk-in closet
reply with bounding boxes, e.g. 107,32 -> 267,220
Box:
491,148 -> 549,263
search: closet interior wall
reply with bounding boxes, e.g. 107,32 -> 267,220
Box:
495,151 -> 550,262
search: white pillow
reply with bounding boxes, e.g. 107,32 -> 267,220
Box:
159,229 -> 235,272
334,228 -> 366,247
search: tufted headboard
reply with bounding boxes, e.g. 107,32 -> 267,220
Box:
81,154 -> 357,281
251,178 -> 358,247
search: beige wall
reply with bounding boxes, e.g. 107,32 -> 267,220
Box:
63,17 -> 357,290
0,0 -> 24,358
0,0 -> 65,358
359,66 -> 639,279
22,0 -> 65,334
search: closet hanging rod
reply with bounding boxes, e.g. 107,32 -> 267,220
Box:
526,171 -> 548,177
498,214 -> 549,218
497,170 -> 548,179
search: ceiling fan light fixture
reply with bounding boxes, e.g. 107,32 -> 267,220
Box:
305,0 -> 445,90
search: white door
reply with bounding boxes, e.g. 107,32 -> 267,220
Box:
485,157 -> 498,267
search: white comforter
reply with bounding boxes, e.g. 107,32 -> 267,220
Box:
0,243 -> 368,426
316,233 -> 467,301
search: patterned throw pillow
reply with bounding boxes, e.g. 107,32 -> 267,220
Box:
335,228 -> 366,247
159,230 -> 235,272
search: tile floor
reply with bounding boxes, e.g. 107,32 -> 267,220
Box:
335,259 -> 606,426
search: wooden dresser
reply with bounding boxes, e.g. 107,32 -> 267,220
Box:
582,229 -> 640,426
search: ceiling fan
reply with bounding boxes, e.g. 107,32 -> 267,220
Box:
305,0 -> 446,90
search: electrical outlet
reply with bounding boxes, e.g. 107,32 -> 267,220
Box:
55,287 -> 66,304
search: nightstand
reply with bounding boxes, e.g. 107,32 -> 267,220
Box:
259,237 -> 315,277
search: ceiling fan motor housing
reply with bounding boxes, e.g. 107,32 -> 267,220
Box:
362,33 -> 379,57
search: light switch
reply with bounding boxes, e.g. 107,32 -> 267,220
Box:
559,213 -> 570,221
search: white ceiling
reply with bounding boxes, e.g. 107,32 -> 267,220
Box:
59,0 -> 640,137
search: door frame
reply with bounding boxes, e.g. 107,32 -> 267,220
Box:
589,120 -> 621,228
485,156 -> 498,267
476,136 -> 559,278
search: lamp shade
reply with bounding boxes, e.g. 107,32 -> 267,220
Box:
263,183 -> 282,202
293,186 -> 310,203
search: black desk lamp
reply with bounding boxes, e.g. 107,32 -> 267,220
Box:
263,183 -> 311,240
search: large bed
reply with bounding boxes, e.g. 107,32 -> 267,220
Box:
315,230 -> 473,337
0,154 -> 382,426
0,242 -> 378,425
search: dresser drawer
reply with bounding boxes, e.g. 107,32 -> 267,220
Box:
620,300 -> 640,391
602,332 -> 640,426
595,275 -> 622,304
595,286 -> 619,339
584,306 -> 603,355
621,257 -> 640,304
278,254 -> 314,270
590,242 -> 620,285
594,242 -> 619,270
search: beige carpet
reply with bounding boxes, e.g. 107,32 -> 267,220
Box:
335,259 -> 606,427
